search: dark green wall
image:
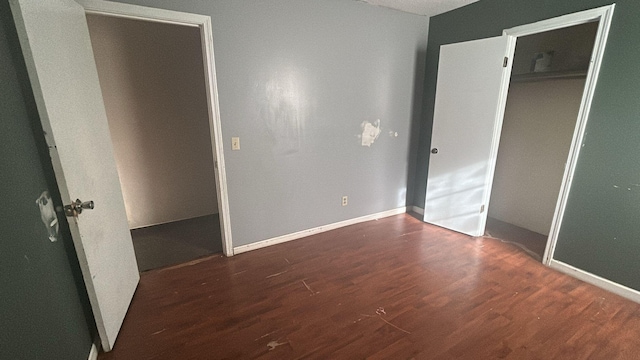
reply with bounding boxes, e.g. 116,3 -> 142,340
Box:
0,3 -> 94,359
414,0 -> 640,291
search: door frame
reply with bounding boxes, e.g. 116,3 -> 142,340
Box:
78,0 -> 234,256
499,5 -> 615,266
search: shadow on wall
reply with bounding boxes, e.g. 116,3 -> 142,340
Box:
406,47 -> 428,207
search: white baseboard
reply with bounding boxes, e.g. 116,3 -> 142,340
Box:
88,341 -> 99,360
550,259 -> 640,304
411,206 -> 424,215
233,207 -> 407,254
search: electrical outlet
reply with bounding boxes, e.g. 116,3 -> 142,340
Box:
231,137 -> 240,150
342,196 -> 348,206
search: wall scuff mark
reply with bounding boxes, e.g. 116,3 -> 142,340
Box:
36,191 -> 59,242
361,119 -> 381,147
257,66 -> 309,155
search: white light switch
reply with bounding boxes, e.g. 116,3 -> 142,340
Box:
231,137 -> 240,150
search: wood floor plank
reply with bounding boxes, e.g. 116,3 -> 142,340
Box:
99,214 -> 640,359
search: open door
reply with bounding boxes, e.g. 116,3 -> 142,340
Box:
424,36 -> 512,237
10,0 -> 139,351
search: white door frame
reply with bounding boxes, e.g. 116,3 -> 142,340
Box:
499,5 -> 615,265
78,0 -> 234,256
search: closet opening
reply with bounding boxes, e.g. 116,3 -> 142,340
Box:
486,21 -> 599,261
86,14 -> 223,271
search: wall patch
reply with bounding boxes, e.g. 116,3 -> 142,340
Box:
361,119 -> 381,147
36,191 -> 59,242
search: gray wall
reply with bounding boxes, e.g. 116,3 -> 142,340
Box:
414,0 -> 640,291
113,0 -> 429,246
1,1 -> 427,355
87,15 -> 218,229
0,3 -> 94,358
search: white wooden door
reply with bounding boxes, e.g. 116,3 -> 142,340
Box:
424,36 -> 512,237
10,0 -> 139,351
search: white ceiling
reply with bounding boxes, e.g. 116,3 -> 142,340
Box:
359,0 -> 480,16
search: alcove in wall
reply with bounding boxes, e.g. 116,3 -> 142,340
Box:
486,21 -> 598,260
86,14 -> 222,271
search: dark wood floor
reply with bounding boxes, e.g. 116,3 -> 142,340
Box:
131,214 -> 222,272
101,214 -> 640,359
485,217 -> 548,261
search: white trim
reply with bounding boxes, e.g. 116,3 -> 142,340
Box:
78,0 -> 234,256
79,0 -> 206,26
234,207 -> 407,254
503,6 -> 613,37
501,5 -> 615,265
88,341 -> 99,360
411,206 -> 424,215
550,260 -> 640,304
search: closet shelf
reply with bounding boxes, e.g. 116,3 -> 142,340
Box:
511,69 -> 588,83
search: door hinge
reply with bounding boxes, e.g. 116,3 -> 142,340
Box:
480,205 -> 485,213
503,57 -> 508,68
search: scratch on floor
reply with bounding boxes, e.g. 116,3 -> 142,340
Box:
266,270 -> 288,279
302,280 -> 318,295
233,270 -> 248,276
284,258 -> 290,264
357,309 -> 411,335
159,256 -> 213,272
399,230 -> 422,238
255,330 -> 278,341
379,316 -> 411,334
151,328 -> 166,336
267,339 -> 288,351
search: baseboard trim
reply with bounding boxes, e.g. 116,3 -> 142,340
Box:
233,207 -> 407,255
88,341 -> 99,360
411,206 -> 424,215
550,259 -> 640,304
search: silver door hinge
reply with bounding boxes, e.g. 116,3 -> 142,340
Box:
503,57 -> 508,67
480,205 -> 485,213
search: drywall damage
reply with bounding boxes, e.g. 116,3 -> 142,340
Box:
361,119 -> 381,147
36,191 -> 59,242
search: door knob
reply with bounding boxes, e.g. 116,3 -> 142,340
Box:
431,148 -> 438,154
64,199 -> 95,217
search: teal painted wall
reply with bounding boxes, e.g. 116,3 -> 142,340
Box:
0,3 -> 94,359
414,0 -> 640,291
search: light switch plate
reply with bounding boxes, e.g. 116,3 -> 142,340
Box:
231,137 -> 240,150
